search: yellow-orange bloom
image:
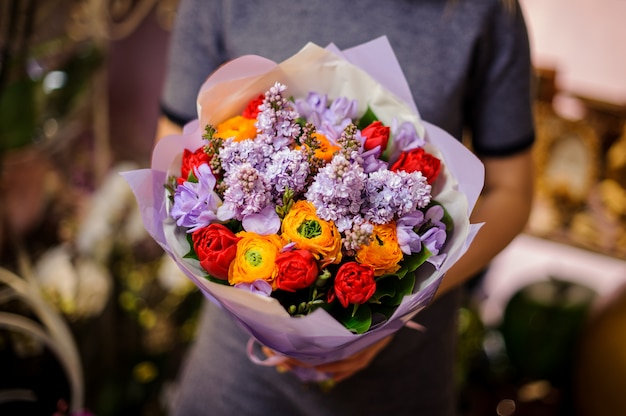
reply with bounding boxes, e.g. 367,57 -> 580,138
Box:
355,223 -> 403,276
215,115 -> 257,142
312,132 -> 340,162
281,201 -> 342,264
229,231 -> 285,288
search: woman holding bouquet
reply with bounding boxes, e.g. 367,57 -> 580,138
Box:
155,0 -> 535,414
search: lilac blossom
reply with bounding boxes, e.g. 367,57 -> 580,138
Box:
218,137 -> 273,175
265,148 -> 310,201
361,169 -> 432,225
305,154 -> 366,232
342,216 -> 374,253
256,82 -> 301,149
221,163 -> 272,220
170,164 -> 222,232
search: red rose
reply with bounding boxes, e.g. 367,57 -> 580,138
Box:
361,121 -> 390,153
192,224 -> 241,280
180,147 -> 211,184
390,148 -> 441,184
274,249 -> 319,292
242,94 -> 265,119
329,262 -> 376,308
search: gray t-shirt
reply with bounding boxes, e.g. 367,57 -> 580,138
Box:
161,0 -> 534,156
160,1 -> 534,415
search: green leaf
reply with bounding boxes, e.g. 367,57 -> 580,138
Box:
183,233 -> 199,260
356,106 -> 378,130
205,275 -> 230,285
336,303 -> 372,334
370,276 -> 397,303
401,247 -> 432,276
187,170 -> 198,183
373,274 -> 416,306
370,304 -> 398,321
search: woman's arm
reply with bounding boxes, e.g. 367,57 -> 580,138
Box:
309,148 -> 534,381
436,148 -> 534,296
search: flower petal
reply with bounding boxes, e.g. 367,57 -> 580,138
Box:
242,205 -> 281,235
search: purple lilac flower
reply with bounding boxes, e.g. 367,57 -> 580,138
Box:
170,164 -> 222,232
218,137 -> 273,174
256,82 -> 301,149
305,154 -> 366,232
362,169 -> 432,225
265,148 -> 311,202
342,216 -> 374,253
221,163 -> 272,220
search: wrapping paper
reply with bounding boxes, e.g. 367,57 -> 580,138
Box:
123,36 -> 484,366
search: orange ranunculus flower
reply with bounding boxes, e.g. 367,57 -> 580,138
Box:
228,231 -> 285,289
281,200 -> 342,264
312,132 -> 340,162
214,115 -> 258,142
355,222 -> 403,276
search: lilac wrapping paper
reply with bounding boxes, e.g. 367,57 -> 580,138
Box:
122,36 -> 484,367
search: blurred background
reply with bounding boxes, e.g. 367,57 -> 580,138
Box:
0,0 -> 624,415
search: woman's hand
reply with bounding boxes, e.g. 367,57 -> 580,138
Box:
263,335 -> 393,383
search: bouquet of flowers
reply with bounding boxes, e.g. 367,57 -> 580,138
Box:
124,37 -> 483,371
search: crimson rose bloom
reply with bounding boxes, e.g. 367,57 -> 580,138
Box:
274,249 -> 319,292
329,262 -> 376,308
390,147 -> 441,184
179,148 -> 211,185
361,120 -> 390,152
192,224 -> 241,280
242,94 -> 265,119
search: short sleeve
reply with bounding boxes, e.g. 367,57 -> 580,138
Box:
466,1 -> 535,157
160,0 -> 225,126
